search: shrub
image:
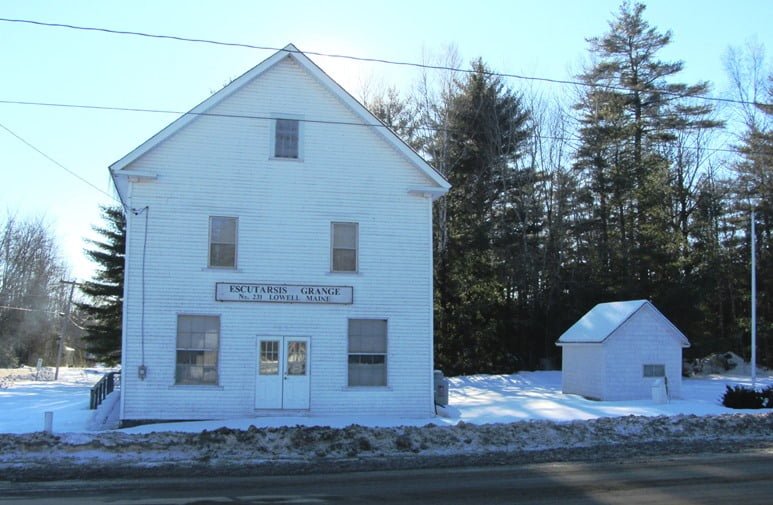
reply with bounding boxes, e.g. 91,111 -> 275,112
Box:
721,385 -> 771,409
761,386 -> 773,408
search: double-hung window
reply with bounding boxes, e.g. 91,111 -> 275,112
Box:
331,222 -> 358,272
209,216 -> 237,268
176,315 -> 219,385
348,319 -> 387,387
274,118 -> 300,159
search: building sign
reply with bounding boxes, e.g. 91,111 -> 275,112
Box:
216,282 -> 353,304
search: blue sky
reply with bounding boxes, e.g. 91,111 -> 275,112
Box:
1,0 -> 770,281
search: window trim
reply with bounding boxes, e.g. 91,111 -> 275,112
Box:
331,222 -> 359,273
208,216 -> 238,269
347,318 -> 387,387
175,314 -> 221,386
269,115 -> 304,161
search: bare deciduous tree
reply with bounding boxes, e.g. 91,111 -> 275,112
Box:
0,214 -> 71,367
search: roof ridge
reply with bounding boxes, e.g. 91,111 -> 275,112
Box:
110,44 -> 449,203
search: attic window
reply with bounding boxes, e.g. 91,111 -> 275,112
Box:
274,119 -> 299,159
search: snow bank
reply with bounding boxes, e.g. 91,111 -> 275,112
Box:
1,413 -> 770,480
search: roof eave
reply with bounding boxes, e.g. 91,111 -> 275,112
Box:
109,45 -> 298,174
110,168 -> 158,207
292,47 -> 449,191
108,43 -> 450,195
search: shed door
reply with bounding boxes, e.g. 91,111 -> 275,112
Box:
255,337 -> 310,409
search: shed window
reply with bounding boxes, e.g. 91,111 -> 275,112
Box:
348,319 -> 387,387
643,364 -> 665,377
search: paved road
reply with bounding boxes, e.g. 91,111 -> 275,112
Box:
2,449 -> 771,504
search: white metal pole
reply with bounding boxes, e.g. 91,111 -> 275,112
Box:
751,209 -> 756,389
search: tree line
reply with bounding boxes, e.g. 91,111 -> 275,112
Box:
0,215 -> 73,367
0,207 -> 124,368
367,1 -> 771,374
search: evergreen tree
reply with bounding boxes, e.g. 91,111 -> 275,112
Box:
573,1 -> 720,304
733,81 -> 772,367
434,60 -> 531,374
364,86 -> 420,149
689,169 -> 745,357
77,205 -> 125,365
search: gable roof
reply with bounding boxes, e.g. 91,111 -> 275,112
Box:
110,44 -> 450,203
556,300 -> 689,347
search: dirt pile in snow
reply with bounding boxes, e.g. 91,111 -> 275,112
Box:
0,366 -> 61,388
0,369 -> 36,389
1,412 -> 771,480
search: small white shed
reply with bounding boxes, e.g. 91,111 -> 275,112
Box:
556,300 -> 690,401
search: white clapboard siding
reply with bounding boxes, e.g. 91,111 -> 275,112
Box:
558,301 -> 689,401
117,52 -> 443,422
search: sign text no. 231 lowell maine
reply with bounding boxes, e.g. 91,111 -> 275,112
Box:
215,283 -> 353,304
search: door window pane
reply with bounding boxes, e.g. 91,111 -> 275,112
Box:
286,341 -> 307,376
260,340 -> 279,375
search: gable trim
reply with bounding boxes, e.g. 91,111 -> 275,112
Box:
109,44 -> 450,199
556,300 -> 690,347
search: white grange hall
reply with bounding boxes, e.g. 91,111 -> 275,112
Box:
110,44 -> 450,425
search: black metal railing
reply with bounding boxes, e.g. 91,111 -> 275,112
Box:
90,371 -> 120,410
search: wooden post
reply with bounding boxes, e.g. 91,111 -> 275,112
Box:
55,280 -> 79,380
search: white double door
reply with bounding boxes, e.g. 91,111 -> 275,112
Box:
255,336 -> 310,409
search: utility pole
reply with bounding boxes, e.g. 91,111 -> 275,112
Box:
751,209 -> 756,389
55,280 -> 80,380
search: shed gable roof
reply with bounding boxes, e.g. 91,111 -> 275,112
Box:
556,300 -> 689,347
110,43 -> 449,203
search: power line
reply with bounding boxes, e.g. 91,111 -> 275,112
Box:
0,304 -> 62,315
0,97 -> 761,158
0,17 -> 769,109
0,306 -> 91,328
0,98 -> 382,128
0,119 -> 121,203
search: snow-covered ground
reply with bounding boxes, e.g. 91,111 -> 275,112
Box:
0,366 -> 771,434
1,365 -> 771,480
0,367 -> 110,434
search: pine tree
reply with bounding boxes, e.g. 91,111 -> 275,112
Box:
364,86 -> 420,149
573,1 -> 720,301
733,82 -> 772,367
77,205 -> 125,365
434,60 -> 531,374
